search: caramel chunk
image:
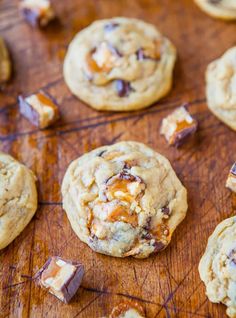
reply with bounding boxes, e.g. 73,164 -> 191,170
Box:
19,0 -> 55,27
18,91 -> 59,129
226,162 -> 236,193
87,42 -> 121,74
35,256 -> 84,303
107,301 -> 146,318
107,205 -> 138,227
160,105 -> 198,146
0,37 -> 11,84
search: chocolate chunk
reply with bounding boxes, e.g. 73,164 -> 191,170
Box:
35,256 -> 84,303
97,150 -> 107,157
108,44 -> 123,58
153,241 -> 166,252
230,163 -> 236,176
208,0 -> 221,4
104,22 -> 119,32
136,48 -> 160,61
20,0 -> 55,28
118,171 -> 137,182
136,48 -> 146,61
18,91 -> 59,129
229,249 -> 236,265
161,207 -> 170,215
116,80 -> 134,97
142,216 -> 152,232
173,125 -> 197,147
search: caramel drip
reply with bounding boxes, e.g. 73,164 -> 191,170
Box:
36,92 -> 57,109
107,206 -> 138,227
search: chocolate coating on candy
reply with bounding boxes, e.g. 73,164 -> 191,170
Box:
36,256 -> 84,303
18,91 -> 59,129
230,163 -> 236,176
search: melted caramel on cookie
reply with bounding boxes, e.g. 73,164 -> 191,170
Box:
107,179 -> 134,202
107,206 -> 138,227
151,223 -> 170,240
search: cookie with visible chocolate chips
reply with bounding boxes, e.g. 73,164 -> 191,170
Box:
103,301 -> 146,318
199,217 -> 236,318
194,0 -> 236,20
206,46 -> 236,131
61,141 -> 187,258
0,152 -> 38,250
63,17 -> 176,111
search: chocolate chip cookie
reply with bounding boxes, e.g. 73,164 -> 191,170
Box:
206,46 -> 236,131
0,152 -> 38,250
194,0 -> 236,20
61,141 -> 187,258
63,17 -> 176,111
199,217 -> 236,318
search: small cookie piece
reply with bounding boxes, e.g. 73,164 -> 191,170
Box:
0,37 -> 11,84
199,217 -> 236,318
63,17 -> 176,111
105,301 -> 146,318
36,256 -> 84,303
226,162 -> 236,193
19,91 -> 59,129
194,0 -> 236,20
0,152 -> 37,250
62,141 -> 187,258
19,0 -> 55,27
160,105 -> 197,146
206,46 -> 236,131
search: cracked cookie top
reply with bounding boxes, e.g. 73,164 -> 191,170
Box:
0,152 -> 37,249
63,17 -> 176,111
194,0 -> 236,20
206,46 -> 236,131
199,217 -> 236,318
62,141 -> 187,258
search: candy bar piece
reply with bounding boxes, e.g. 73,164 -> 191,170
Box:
36,256 -> 84,303
18,91 -> 59,129
19,0 -> 55,27
160,105 -> 198,147
106,301 -> 146,318
0,37 -> 12,84
226,162 -> 236,193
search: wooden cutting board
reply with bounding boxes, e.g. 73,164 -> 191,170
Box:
0,0 -> 235,317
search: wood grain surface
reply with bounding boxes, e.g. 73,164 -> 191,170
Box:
0,0 -> 236,317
